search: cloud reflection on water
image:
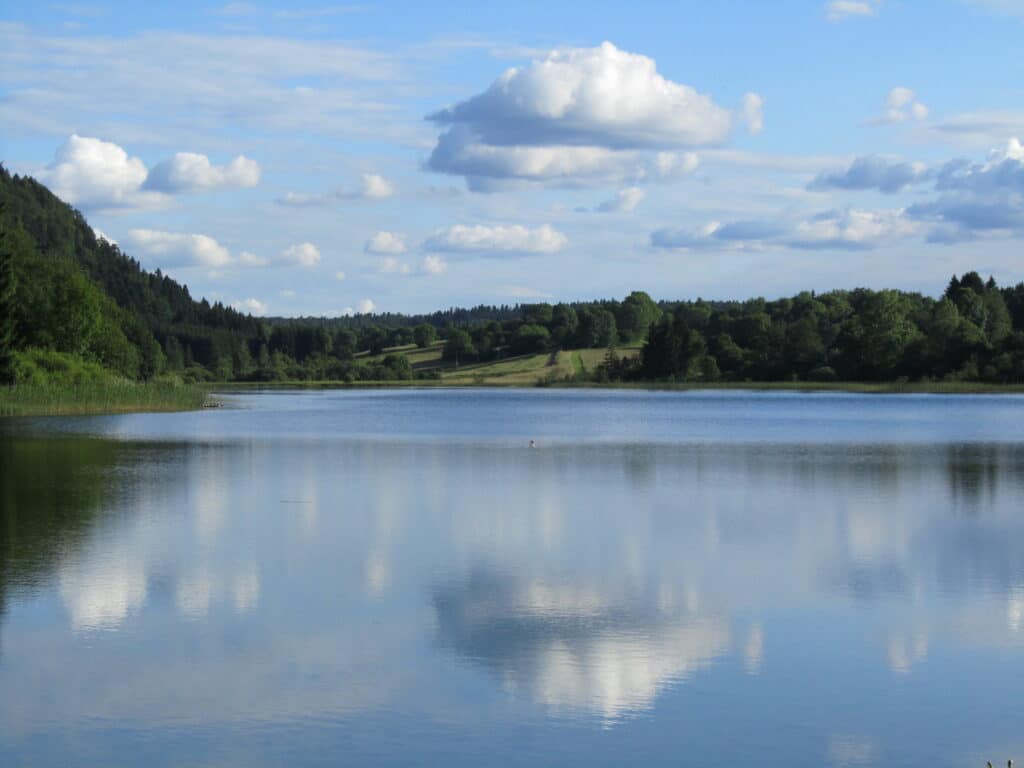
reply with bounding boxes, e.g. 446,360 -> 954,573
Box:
1,401 -> 1023,764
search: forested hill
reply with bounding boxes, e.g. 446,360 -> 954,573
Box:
1,166 -> 1023,387
0,166 -> 264,383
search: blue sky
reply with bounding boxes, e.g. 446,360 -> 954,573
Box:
2,0 -> 1023,316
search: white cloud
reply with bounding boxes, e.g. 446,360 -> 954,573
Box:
280,242 -> 321,267
809,155 -> 930,193
497,285 -> 554,299
929,110 -> 1024,148
1,27 -> 404,146
38,135 -> 261,210
653,151 -> 701,179
275,191 -> 326,207
360,173 -> 394,199
429,42 -> 733,149
92,226 -> 116,245
935,137 -> 1024,194
959,0 -> 1024,19
424,224 -> 568,254
741,92 -> 765,135
428,129 -> 701,188
277,173 -> 397,206
907,138 -> 1024,240
826,0 -> 880,22
238,251 -> 269,266
280,288 -> 297,298
596,187 -> 646,213
211,2 -> 258,15
651,220 -> 748,251
379,256 -> 411,274
788,208 -> 918,249
126,228 -> 233,268
426,42 -> 747,187
878,87 -> 929,124
364,231 -> 407,254
274,6 -> 364,19
40,134 -> 162,210
995,135 -> 1024,161
334,271 -> 347,281
144,152 -> 260,193
651,208 -> 917,251
232,297 -> 268,315
420,254 -> 448,275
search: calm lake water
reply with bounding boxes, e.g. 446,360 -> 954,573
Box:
2,389 -> 1023,767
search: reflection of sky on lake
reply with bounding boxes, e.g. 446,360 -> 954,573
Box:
1,390 -> 1023,766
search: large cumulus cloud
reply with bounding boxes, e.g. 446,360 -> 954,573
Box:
425,42 -> 757,189
41,135 -> 161,210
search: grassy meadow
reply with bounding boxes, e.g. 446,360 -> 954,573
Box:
349,341 -> 643,386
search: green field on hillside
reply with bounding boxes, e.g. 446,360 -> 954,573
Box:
352,342 -> 642,385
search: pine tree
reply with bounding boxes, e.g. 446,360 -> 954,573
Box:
944,274 -> 961,299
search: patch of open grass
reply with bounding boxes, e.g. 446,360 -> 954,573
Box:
357,342 -> 445,370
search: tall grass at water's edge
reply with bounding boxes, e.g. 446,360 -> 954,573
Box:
0,382 -> 209,417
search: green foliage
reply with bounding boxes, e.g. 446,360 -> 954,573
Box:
511,324 -> 551,355
616,291 -> 662,342
642,311 -> 696,379
11,348 -> 116,386
443,328 -> 476,363
549,304 -> 579,348
522,302 -> 554,325
632,275 -> 1024,385
413,323 -> 438,348
576,307 -> 618,348
0,209 -> 16,384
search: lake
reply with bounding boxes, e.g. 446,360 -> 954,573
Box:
1,389 -> 1023,767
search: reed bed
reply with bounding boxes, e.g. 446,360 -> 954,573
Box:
0,381 -> 208,417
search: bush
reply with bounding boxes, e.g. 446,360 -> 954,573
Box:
808,365 -> 838,382
13,348 -> 117,386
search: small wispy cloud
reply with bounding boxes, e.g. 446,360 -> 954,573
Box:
825,0 -> 881,22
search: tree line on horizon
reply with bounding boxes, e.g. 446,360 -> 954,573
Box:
1,165 -> 1023,387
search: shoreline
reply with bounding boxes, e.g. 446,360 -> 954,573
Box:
4,379 -> 1023,418
211,379 -> 1024,395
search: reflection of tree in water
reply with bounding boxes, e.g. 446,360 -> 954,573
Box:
432,565 -> 731,720
0,435 -> 185,649
1,437 -> 124,595
946,444 -> 1024,515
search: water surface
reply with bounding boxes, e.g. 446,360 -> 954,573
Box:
2,389 -> 1023,766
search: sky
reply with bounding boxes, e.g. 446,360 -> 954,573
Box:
1,0 -> 1023,317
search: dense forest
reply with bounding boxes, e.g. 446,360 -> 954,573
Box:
1,166 -> 1023,387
